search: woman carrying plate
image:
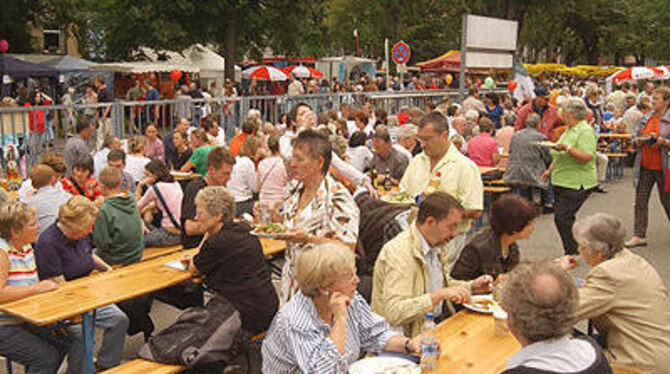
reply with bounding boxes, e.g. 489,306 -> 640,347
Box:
273,130 -> 359,302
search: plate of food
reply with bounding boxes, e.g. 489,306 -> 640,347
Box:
380,191 -> 415,205
463,294 -> 503,314
349,356 -> 419,374
535,141 -> 558,148
250,223 -> 288,238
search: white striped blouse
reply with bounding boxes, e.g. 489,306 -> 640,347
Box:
261,291 -> 397,373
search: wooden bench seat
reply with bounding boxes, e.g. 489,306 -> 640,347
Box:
101,359 -> 184,374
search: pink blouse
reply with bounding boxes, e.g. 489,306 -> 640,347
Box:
257,156 -> 288,205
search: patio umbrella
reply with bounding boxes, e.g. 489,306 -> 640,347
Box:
609,66 -> 664,83
242,65 -> 288,81
655,66 -> 670,80
284,65 -> 323,79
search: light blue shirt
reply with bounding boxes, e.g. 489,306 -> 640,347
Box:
262,291 -> 396,374
507,335 -> 597,372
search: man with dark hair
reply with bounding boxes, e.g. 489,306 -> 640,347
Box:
64,117 -> 94,174
372,191 -> 492,337
400,112 -> 483,263
107,149 -> 136,193
514,86 -> 563,140
371,126 -> 408,183
181,147 -> 236,249
501,262 -> 611,373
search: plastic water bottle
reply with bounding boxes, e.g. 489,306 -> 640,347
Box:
420,313 -> 439,370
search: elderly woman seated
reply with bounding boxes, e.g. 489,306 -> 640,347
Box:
559,213 -> 670,372
0,202 -> 66,374
262,243 -> 421,373
267,129 -> 359,302
451,194 -> 537,281
34,195 -> 129,373
140,186 -> 278,370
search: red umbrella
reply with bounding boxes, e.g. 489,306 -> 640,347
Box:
284,65 -> 323,79
242,65 -> 288,81
609,66 -> 664,83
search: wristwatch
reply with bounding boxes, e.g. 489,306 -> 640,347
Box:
404,338 -> 412,354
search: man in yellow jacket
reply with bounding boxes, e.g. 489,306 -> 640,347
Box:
371,192 -> 493,338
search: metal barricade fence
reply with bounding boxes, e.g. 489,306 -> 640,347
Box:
0,89 -> 507,174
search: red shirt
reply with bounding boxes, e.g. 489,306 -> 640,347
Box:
229,133 -> 248,156
641,115 -> 663,170
24,103 -> 46,133
514,102 -> 563,141
61,176 -> 102,202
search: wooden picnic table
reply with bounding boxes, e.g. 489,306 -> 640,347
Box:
599,133 -> 632,139
426,310 -> 520,373
483,186 -> 510,194
479,166 -> 503,175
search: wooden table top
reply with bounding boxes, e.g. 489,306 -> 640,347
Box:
170,171 -> 201,181
140,245 -> 184,262
479,166 -> 503,175
0,249 -> 198,326
426,310 -> 520,374
483,186 -> 511,194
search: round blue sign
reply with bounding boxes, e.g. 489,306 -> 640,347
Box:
392,42 -> 411,65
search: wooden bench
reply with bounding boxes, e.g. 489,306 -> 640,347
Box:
141,245 -> 184,262
483,178 -> 507,186
483,186 -> 511,194
101,359 -> 184,374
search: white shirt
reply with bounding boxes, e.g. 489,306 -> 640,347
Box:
207,129 -> 226,147
124,154 -> 151,182
346,146 -> 373,172
419,231 -> 445,316
18,179 -> 65,201
226,156 -> 258,202
93,148 -> 110,178
507,335 -> 597,372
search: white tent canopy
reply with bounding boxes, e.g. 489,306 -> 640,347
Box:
89,61 -> 199,74
138,44 -> 241,86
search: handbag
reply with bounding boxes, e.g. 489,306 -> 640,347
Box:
152,184 -> 182,231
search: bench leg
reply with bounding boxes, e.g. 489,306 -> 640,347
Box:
82,312 -> 96,374
5,358 -> 12,374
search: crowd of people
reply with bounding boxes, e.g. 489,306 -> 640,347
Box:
0,75 -> 669,374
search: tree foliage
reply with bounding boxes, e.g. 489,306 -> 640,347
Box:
2,0 -> 669,68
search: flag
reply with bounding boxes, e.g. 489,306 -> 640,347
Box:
353,28 -> 358,38
513,60 -> 535,102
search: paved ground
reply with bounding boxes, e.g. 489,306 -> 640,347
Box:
4,167 -> 670,373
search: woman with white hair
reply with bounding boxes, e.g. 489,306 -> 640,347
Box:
560,213 -> 670,373
542,97 -> 597,255
262,243 -> 421,373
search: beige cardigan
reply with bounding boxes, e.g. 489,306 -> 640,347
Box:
371,223 -> 471,338
577,249 -> 670,373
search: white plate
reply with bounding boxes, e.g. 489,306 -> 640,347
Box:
462,294 -> 501,314
349,356 -> 419,374
535,141 -> 558,148
380,194 -> 415,206
249,230 -> 286,239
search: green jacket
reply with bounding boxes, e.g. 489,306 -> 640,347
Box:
371,223 -> 471,338
92,194 -> 144,266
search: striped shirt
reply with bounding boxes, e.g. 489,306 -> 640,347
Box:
0,239 -> 39,325
261,291 -> 396,373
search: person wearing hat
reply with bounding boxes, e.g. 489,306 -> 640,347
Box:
514,86 -> 564,141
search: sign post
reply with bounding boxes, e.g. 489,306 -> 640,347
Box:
392,41 -> 411,90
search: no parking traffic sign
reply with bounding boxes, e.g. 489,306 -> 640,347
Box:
392,41 -> 411,65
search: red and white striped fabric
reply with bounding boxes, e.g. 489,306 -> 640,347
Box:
655,66 -> 670,80
284,65 -> 323,79
242,66 -> 288,81
609,66 -> 664,83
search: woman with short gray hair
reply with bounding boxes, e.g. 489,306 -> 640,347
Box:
560,213 -> 670,372
543,97 -> 597,255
